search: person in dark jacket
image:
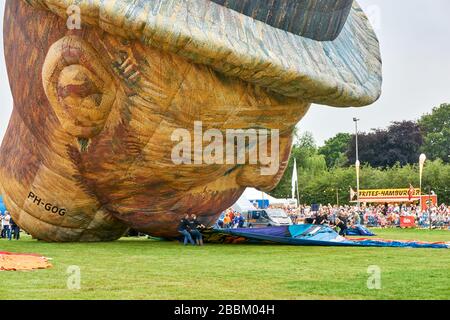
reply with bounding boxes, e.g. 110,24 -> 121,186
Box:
189,214 -> 205,246
234,213 -> 245,228
178,214 -> 195,245
335,217 -> 348,236
10,218 -> 20,240
313,211 -> 328,225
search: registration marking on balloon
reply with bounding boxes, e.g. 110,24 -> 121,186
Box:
27,192 -> 67,216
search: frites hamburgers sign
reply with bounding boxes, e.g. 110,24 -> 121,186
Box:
351,188 -> 423,203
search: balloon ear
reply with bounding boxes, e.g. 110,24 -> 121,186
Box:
42,36 -> 116,138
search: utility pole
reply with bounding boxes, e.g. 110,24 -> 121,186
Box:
428,186 -> 432,231
353,118 -> 361,211
419,154 -> 426,211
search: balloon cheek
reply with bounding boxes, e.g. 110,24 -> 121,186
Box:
42,36 -> 116,138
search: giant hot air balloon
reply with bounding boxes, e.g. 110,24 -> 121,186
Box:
0,0 -> 381,241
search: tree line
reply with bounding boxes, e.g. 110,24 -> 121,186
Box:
270,103 -> 450,204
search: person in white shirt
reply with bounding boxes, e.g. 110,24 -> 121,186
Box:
2,211 -> 12,240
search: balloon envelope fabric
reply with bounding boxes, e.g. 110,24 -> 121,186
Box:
0,0 -> 381,241
0,252 -> 53,271
212,225 -> 450,249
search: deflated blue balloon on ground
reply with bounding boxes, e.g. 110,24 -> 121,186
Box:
212,225 -> 449,249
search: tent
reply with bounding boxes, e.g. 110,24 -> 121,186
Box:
231,194 -> 258,214
210,225 -> 449,249
242,188 -> 291,208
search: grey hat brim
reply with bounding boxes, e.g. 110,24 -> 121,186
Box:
26,0 -> 382,107
210,0 -> 354,41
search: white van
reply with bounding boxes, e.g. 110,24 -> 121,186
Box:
245,209 -> 292,228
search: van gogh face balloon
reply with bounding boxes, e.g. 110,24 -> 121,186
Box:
0,0 -> 381,241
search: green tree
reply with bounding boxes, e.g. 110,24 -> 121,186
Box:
294,130 -> 316,151
271,117 -> 450,204
419,103 -> 450,163
318,133 -> 351,168
347,121 -> 423,167
271,159 -> 450,205
292,131 -> 318,169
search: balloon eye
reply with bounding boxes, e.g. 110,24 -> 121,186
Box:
210,0 -> 353,41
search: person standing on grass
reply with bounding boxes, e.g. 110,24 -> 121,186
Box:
228,210 -> 235,223
189,214 -> 205,246
337,210 -> 349,235
10,217 -> 20,240
223,213 -> 231,228
236,213 -> 245,228
2,211 -> 12,240
178,214 -> 195,246
0,211 -> 4,238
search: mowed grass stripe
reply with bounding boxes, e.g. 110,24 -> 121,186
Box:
0,229 -> 449,300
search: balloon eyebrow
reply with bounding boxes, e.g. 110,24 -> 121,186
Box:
210,0 -> 354,41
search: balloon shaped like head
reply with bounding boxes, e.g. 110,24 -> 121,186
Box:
0,0 -> 381,241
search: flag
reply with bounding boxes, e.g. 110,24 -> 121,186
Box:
292,159 -> 298,200
350,188 -> 358,202
408,184 -> 415,201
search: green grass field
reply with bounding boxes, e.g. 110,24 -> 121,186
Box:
1,228 -> 449,300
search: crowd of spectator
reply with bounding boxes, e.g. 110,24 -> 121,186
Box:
217,202 -> 449,234
2,202 -> 449,244
217,210 -> 246,229
287,203 -> 450,229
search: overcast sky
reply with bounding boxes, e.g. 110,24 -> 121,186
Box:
0,0 -> 449,145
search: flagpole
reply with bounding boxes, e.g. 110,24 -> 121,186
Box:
296,175 -> 300,208
292,158 -> 300,208
419,154 -> 426,212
